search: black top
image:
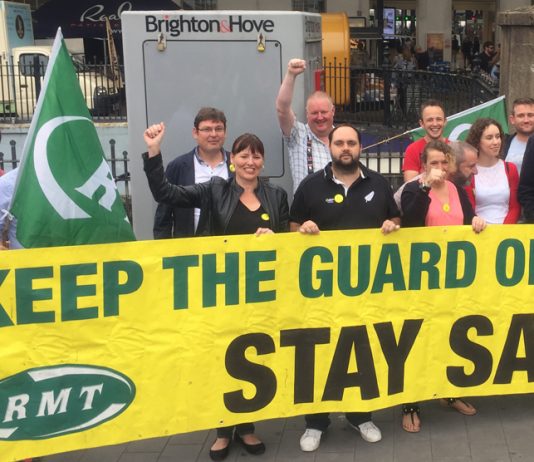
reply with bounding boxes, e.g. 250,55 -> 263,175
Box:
153,148 -> 232,239
144,153 -> 289,235
225,201 -> 267,235
290,162 -> 400,230
518,136 -> 534,223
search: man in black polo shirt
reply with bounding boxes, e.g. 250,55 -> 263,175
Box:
290,124 -> 400,452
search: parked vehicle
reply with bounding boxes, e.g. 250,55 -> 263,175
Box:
0,1 -> 121,119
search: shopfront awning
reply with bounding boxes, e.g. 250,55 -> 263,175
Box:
33,0 -> 181,39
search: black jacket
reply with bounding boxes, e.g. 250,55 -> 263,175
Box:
401,180 -> 475,227
518,136 -> 534,222
144,153 -> 289,235
153,149 -> 232,239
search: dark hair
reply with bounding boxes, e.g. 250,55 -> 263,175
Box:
419,99 -> 445,120
421,139 -> 453,165
231,133 -> 265,156
193,107 -> 227,129
483,41 -> 494,49
512,97 -> 534,114
328,123 -> 361,144
465,118 -> 504,155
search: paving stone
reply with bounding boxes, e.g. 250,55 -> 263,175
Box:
126,436 -> 169,452
158,443 -> 204,461
168,429 -> 210,445
315,453 -> 355,462
78,444 -> 127,462
117,453 -> 160,462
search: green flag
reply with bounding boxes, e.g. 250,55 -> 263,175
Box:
10,29 -> 135,248
409,95 -> 508,141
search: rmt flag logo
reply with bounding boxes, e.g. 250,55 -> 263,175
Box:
145,15 -> 275,37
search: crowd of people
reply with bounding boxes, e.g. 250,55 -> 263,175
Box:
139,56 -> 534,460
1,55 -> 532,460
389,35 -> 500,84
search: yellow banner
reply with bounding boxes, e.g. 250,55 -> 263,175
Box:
1,225 -> 534,460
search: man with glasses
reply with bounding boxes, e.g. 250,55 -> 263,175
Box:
153,107 -> 232,238
276,58 -> 335,191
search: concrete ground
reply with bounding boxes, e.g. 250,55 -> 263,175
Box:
40,393 -> 534,462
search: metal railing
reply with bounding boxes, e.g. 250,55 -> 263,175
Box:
324,60 -> 499,129
0,61 -> 127,123
0,137 -> 131,220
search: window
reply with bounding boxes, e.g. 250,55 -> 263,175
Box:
292,0 -> 325,13
18,53 -> 48,77
193,0 -> 217,9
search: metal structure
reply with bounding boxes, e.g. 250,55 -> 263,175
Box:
324,59 -> 499,128
0,61 -> 126,123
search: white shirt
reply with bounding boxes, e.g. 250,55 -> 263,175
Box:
0,168 -> 21,249
506,136 -> 527,174
193,150 -> 229,231
475,160 -> 509,224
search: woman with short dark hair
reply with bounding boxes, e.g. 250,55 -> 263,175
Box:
143,124 -> 289,460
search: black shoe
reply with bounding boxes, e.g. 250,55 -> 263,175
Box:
234,433 -> 266,455
209,439 -> 231,461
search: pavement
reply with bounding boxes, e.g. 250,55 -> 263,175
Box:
40,393 -> 534,462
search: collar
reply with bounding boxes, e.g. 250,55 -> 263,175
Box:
305,123 -> 334,143
323,162 -> 367,182
194,147 -> 228,166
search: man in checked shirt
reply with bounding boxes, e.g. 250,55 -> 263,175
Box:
276,58 -> 334,192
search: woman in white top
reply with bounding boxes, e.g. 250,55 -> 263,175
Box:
465,118 -> 520,224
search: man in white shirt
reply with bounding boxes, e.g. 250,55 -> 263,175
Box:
152,107 -> 231,238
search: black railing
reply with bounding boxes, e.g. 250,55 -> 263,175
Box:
0,138 -> 131,219
0,61 -> 126,123
324,60 -> 499,129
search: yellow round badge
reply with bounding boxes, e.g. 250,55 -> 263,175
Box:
261,213 -> 270,221
334,194 -> 344,203
443,203 -> 450,213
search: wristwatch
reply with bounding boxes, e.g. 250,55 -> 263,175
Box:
419,182 -> 431,193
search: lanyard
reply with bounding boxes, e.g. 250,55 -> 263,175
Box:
306,136 -> 314,175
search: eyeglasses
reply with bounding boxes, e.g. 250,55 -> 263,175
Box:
197,127 -> 225,134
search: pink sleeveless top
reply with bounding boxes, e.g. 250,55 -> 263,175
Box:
425,181 -> 464,226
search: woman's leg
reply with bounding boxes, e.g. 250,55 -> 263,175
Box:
402,403 -> 421,433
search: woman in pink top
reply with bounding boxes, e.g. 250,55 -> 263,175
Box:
400,140 -> 486,433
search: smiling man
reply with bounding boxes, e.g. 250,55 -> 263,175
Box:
504,97 -> 534,174
402,100 -> 448,182
289,124 -> 400,452
276,58 -> 335,191
153,107 -> 232,238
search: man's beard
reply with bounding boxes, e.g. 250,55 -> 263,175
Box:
332,155 -> 359,173
450,170 -> 470,186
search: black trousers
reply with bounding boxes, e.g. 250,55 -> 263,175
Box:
305,412 -> 371,432
217,422 -> 255,439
